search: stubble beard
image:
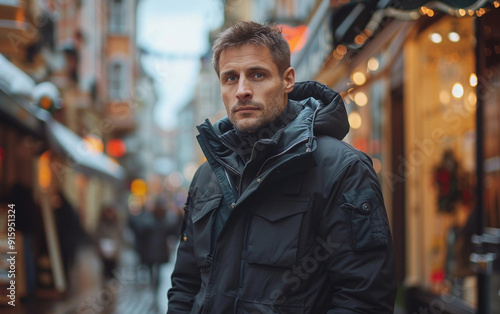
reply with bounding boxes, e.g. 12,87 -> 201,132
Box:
230,85 -> 285,133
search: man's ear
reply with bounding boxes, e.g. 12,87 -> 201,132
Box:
283,67 -> 295,94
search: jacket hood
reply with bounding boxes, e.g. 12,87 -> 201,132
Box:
289,81 -> 349,140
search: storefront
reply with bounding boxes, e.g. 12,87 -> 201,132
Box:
402,8 -> 500,313
404,14 -> 479,312
0,57 -> 126,301
306,1 -> 500,313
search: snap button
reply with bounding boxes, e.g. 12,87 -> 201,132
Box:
231,202 -> 236,209
256,178 -> 261,183
361,203 -> 371,213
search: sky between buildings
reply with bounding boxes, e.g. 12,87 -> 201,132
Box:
137,0 -> 224,130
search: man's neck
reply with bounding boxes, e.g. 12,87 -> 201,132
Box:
236,102 -> 297,162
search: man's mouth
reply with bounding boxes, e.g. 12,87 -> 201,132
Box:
234,106 -> 259,113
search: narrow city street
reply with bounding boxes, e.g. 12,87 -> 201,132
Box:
2,246 -> 175,314
2,0 -> 500,313
65,247 -> 175,314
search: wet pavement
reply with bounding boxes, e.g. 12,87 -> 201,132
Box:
1,246 -> 174,314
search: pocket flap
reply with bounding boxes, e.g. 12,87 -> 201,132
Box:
342,189 -> 387,250
253,199 -> 308,222
191,195 -> 222,223
342,189 -> 378,215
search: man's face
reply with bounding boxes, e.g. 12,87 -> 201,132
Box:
218,44 -> 295,133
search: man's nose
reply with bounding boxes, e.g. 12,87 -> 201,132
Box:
236,78 -> 252,101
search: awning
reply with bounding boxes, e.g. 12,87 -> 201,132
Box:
292,0 -> 495,79
0,88 -> 126,184
330,0 -> 494,47
331,0 -> 491,10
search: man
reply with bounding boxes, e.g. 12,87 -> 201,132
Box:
168,21 -> 396,313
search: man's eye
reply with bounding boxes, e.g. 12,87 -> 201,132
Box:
226,75 -> 237,82
254,72 -> 264,78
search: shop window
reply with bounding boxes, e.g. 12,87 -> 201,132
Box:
109,0 -> 126,34
404,15 -> 477,307
344,78 -> 385,174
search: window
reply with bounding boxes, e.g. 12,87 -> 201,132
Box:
108,61 -> 126,99
109,0 -> 126,34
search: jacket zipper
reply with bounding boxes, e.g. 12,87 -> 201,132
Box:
198,130 -> 242,177
224,169 -> 236,192
234,213 -> 251,312
255,137 -> 309,178
198,130 -> 243,313
204,247 -> 216,313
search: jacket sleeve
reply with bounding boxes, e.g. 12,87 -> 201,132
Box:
167,174 -> 202,313
322,157 -> 396,313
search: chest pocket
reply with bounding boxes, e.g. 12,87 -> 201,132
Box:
247,198 -> 309,268
191,195 -> 222,267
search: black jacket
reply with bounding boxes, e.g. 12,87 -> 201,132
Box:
168,81 -> 396,313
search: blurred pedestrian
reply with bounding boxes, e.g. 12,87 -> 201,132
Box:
128,205 -> 149,278
143,199 -> 171,292
95,204 -> 122,281
53,192 -> 88,282
168,21 -> 396,313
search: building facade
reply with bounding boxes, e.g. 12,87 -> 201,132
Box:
0,0 -> 147,303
